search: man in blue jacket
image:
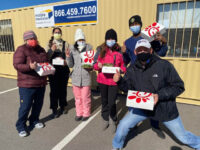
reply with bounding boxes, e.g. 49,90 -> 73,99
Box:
122,15 -> 168,138
112,39 -> 200,150
122,15 -> 168,65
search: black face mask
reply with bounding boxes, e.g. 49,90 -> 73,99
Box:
137,53 -> 151,62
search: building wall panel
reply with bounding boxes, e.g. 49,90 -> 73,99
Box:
165,58 -> 200,101
0,0 -> 200,104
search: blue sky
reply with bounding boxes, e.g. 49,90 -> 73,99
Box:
0,0 -> 69,11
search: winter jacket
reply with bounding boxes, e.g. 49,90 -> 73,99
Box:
117,55 -> 185,121
123,36 -> 168,65
66,44 -> 92,86
93,46 -> 126,86
13,44 -> 48,88
123,36 -> 143,65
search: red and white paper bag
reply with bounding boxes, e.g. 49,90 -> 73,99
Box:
126,90 -> 154,111
141,22 -> 166,42
80,50 -> 95,67
35,63 -> 55,76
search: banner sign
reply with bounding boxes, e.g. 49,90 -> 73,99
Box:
35,6 -> 54,27
34,0 -> 97,27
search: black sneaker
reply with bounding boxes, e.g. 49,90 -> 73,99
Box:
152,127 -> 165,139
52,109 -> 59,118
60,107 -> 68,114
82,117 -> 89,121
75,116 -> 82,121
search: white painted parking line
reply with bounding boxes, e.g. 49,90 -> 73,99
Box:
52,109 -> 101,150
0,87 -> 18,95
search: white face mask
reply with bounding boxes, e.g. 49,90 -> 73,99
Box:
106,40 -> 116,47
77,41 -> 86,51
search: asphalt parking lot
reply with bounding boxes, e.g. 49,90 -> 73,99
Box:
0,77 -> 200,150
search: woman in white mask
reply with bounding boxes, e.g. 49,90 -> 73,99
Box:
66,28 -> 93,121
46,27 -> 70,118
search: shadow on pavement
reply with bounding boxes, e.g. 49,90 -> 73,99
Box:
40,90 -> 102,125
40,98 -> 75,124
171,146 -> 183,150
91,90 -> 101,113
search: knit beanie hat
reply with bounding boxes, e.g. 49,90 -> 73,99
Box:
23,30 -> 37,41
129,15 -> 142,27
105,29 -> 117,42
74,28 -> 85,42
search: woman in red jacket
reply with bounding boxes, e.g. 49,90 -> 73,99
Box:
93,29 -> 126,132
13,30 -> 47,137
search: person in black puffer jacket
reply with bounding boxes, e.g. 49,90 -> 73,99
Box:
112,39 -> 200,150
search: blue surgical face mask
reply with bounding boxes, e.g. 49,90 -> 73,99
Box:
130,25 -> 141,35
106,40 -> 116,47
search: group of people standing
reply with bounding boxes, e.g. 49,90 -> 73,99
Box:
13,14 -> 200,150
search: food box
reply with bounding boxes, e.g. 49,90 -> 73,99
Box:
102,66 -> 120,74
52,57 -> 64,66
35,63 -> 55,76
141,22 -> 166,42
126,90 -> 154,111
80,50 -> 95,67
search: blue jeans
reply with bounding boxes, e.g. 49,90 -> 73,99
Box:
16,87 -> 45,132
112,109 -> 200,149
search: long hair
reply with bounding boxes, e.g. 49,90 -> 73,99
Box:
74,41 -> 79,51
48,27 -> 62,48
100,42 -> 121,58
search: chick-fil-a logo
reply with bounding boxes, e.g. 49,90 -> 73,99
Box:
144,22 -> 160,37
83,50 -> 94,63
39,63 -> 52,71
128,91 -> 152,103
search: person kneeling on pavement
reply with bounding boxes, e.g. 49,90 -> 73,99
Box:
112,39 -> 200,150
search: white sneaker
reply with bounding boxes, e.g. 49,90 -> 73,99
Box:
19,131 -> 28,137
34,122 -> 44,129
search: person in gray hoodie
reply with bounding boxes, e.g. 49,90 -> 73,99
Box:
66,28 -> 93,121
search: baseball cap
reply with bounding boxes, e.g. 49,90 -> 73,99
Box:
135,39 -> 151,52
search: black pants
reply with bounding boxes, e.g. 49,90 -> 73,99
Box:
150,119 -> 159,129
49,72 -> 69,111
99,83 -> 118,121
